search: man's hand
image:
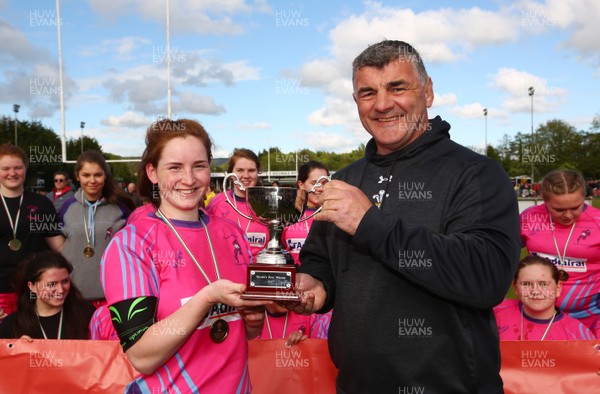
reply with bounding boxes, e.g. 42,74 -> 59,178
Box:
278,273 -> 326,315
315,180 -> 372,235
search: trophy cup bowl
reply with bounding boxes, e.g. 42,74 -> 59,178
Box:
222,173 -> 330,301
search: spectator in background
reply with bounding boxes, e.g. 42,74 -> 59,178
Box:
0,144 -> 64,317
494,255 -> 595,340
59,150 -> 135,308
586,180 -> 594,198
126,182 -> 143,207
0,251 -> 95,339
203,180 -> 216,207
46,170 -> 75,212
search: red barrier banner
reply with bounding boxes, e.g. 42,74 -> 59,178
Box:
0,338 -> 137,393
248,339 -> 337,394
500,340 -> 600,394
1,339 -> 598,393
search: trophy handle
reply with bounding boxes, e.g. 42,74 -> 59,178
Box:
223,173 -> 253,220
299,175 -> 331,222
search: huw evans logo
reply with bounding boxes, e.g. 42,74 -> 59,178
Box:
398,250 -> 432,269
521,349 -> 556,369
275,348 -> 309,368
398,318 -> 433,338
29,350 -> 63,368
398,182 -> 432,202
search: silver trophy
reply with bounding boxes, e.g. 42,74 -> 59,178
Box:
223,173 -> 329,300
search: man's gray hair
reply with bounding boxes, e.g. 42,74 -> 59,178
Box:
352,40 -> 428,85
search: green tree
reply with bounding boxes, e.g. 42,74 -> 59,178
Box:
533,119 -> 583,178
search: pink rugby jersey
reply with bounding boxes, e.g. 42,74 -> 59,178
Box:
126,202 -> 154,225
101,211 -> 253,394
281,208 -> 317,266
494,299 -> 595,340
207,191 -> 269,259
520,204 -> 600,331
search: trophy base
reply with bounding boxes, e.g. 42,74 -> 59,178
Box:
241,263 -> 300,301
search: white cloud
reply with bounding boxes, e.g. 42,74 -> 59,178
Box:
0,22 -> 78,118
307,97 -> 358,127
431,93 -> 458,108
0,19 -> 42,64
239,122 -> 271,130
492,67 -> 566,113
174,91 -> 226,116
449,103 -> 488,119
81,36 -> 152,59
300,59 -> 345,88
173,55 -> 259,86
304,131 -> 358,152
212,147 -> 231,160
100,111 -> 149,128
298,2 -> 523,136
513,0 -> 600,72
88,0 -> 267,35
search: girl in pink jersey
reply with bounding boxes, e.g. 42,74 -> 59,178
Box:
101,119 -> 270,393
206,148 -> 269,259
520,170 -> 600,336
494,255 -> 595,340
282,160 -> 330,266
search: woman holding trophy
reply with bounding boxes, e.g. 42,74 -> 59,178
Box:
101,119 -> 270,393
206,148 -> 269,259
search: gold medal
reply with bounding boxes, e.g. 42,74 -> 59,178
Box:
83,246 -> 95,258
8,238 -> 21,251
210,318 -> 229,343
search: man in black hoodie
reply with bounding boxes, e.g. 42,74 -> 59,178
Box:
290,40 -> 521,393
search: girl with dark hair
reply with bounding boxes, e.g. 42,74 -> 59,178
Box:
101,119 -> 270,393
520,169 -> 600,337
59,150 -> 134,307
207,148 -> 269,258
0,251 -> 95,339
494,255 -> 595,340
282,160 -> 330,266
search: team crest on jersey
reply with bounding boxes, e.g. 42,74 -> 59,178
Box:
576,229 -> 591,243
232,239 -> 242,264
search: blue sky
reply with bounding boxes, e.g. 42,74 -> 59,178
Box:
1,0 -> 599,160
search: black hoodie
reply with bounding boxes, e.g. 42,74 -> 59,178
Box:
299,116 -> 521,393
